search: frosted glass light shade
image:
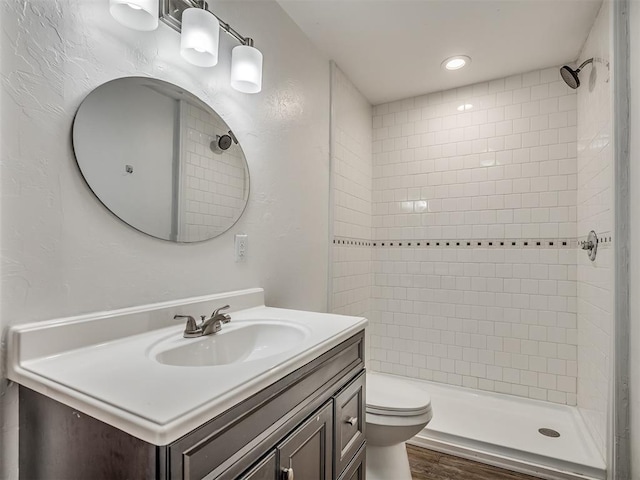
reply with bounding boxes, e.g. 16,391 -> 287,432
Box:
180,8 -> 220,67
230,45 -> 263,94
109,0 -> 158,31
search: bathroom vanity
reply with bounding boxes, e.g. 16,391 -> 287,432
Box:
7,289 -> 367,480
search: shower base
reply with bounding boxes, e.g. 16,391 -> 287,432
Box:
394,375 -> 606,480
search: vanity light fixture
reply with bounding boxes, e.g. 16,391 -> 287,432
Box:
442,55 -> 471,71
230,39 -> 263,94
109,0 -> 263,93
180,5 -> 220,67
109,0 -> 159,31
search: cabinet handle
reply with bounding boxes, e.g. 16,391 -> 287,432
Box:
345,416 -> 357,426
282,467 -> 294,480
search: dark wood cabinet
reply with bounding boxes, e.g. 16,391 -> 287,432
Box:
338,445 -> 365,480
239,452 -> 277,480
334,371 -> 365,476
277,401 -> 333,480
20,332 -> 366,480
238,401 -> 335,480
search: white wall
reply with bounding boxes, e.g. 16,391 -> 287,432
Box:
0,0 -> 330,477
629,0 -> 640,476
575,0 -> 614,458
369,67 -> 580,404
330,63 -> 373,317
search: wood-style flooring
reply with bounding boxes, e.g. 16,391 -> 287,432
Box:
408,445 -> 541,480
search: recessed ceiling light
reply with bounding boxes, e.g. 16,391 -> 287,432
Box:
457,104 -> 473,111
442,55 -> 471,71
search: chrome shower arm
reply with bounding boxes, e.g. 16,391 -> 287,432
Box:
577,58 -> 594,71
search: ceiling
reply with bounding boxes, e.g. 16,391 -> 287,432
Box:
277,0 -> 603,104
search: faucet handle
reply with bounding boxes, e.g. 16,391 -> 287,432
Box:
211,304 -> 230,317
174,315 -> 200,336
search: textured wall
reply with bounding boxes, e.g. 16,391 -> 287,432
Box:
0,0 -> 330,476
368,67 -> 580,404
575,0 -> 614,458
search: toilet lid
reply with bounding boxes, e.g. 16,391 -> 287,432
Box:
366,372 -> 432,417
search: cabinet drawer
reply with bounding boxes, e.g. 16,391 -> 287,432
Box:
337,444 -> 365,480
333,371 -> 365,477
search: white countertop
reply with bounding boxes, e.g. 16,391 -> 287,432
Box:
6,288 -> 367,445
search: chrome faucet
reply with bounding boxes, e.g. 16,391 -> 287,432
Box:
201,305 -> 231,335
173,305 -> 231,338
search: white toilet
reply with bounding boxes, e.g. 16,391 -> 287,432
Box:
365,372 -> 433,480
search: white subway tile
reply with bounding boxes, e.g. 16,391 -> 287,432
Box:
360,64 -> 583,405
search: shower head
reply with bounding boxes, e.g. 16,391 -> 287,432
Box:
559,58 -> 594,89
210,134 -> 232,154
560,65 -> 580,89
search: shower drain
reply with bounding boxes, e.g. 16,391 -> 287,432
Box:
538,428 -> 561,438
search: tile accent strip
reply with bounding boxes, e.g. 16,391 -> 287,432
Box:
333,234 -> 614,249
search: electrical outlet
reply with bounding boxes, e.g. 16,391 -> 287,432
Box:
235,234 -> 248,262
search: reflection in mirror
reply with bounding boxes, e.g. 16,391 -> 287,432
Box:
72,77 -> 249,242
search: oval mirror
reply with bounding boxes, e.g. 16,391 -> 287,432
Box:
72,77 -> 249,242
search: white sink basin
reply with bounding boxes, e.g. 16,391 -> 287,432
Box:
150,321 -> 311,367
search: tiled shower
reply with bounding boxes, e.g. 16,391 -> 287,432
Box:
331,0 -> 613,465
369,65 -> 580,406
181,102 -> 247,241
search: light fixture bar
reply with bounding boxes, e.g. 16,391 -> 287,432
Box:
212,9 -> 250,46
159,0 -> 263,93
161,0 -> 253,46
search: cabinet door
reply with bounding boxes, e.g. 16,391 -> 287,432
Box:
239,452 -> 277,480
277,402 -> 333,480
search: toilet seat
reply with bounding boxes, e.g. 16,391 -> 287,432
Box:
366,372 -> 432,417
366,410 -> 433,428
